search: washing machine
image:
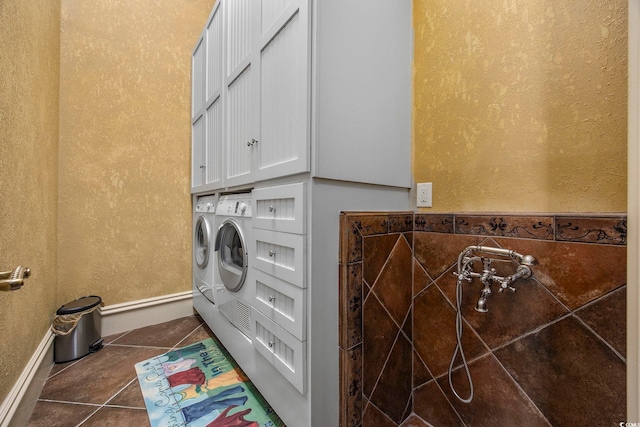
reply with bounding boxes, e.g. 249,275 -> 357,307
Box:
192,194 -> 217,320
213,193 -> 254,339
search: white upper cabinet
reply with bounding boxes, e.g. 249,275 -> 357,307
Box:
205,6 -> 223,188
191,37 -> 206,189
312,1 -> 412,187
192,3 -> 223,191
193,0 -> 309,192
192,0 -> 411,193
255,0 -> 310,182
224,0 -> 255,188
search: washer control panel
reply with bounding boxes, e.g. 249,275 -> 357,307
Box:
217,195 -> 252,217
195,195 -> 217,213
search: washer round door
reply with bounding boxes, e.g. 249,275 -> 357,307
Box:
194,215 -> 211,269
215,219 -> 248,292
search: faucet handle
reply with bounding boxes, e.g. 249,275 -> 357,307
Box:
453,271 -> 472,282
498,280 -> 516,292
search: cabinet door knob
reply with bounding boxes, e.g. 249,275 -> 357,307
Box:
268,250 -> 276,257
268,295 -> 276,303
268,205 -> 275,212
247,138 -> 258,147
268,340 -> 276,348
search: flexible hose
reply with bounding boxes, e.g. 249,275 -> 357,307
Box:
448,253 -> 476,403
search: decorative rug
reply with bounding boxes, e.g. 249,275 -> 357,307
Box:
135,337 -> 285,427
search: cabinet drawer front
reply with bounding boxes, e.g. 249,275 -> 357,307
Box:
252,183 -> 306,234
253,229 -> 305,287
253,269 -> 306,341
252,307 -> 305,393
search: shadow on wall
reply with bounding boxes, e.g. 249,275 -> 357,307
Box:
339,212 -> 626,427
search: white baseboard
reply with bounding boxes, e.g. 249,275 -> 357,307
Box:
99,290 -> 195,336
0,291 -> 195,427
0,331 -> 54,427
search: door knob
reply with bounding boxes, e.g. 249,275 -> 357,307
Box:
0,266 -> 31,291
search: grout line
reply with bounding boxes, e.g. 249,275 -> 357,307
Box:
102,404 -> 147,410
573,313 -> 626,363
76,406 -> 102,427
107,343 -> 174,350
366,233 -> 407,295
575,284 -> 625,312
363,399 -> 399,426
36,399 -> 102,407
366,313 -> 401,402
488,312 -> 572,354
431,314 -> 574,385
527,272 -> 573,313
490,353 -> 554,427
46,359 -> 82,380
106,329 -> 133,345
406,413 -> 436,427
412,258 -> 435,301
172,321 -> 206,350
415,377 -> 467,427
104,378 -> 138,406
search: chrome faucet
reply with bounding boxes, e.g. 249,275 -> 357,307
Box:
476,258 -> 495,312
449,245 -> 538,404
455,245 -> 537,313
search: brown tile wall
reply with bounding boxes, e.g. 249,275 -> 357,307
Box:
339,212 -> 626,427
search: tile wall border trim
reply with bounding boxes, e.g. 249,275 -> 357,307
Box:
414,213 -> 627,245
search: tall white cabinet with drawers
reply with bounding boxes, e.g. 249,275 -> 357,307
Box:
191,1 -> 412,426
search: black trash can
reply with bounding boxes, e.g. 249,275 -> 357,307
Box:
53,296 -> 103,363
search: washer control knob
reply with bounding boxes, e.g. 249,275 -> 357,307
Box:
237,202 -> 247,214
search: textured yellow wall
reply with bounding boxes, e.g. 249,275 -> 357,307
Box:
58,0 -> 215,306
413,0 -> 628,212
0,0 -> 61,401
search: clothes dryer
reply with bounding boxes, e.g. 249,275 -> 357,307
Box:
192,194 -> 217,320
213,193 -> 254,338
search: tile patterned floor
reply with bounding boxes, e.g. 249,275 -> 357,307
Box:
27,315 -> 223,426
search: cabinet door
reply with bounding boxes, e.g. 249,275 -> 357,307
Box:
191,36 -> 206,190
255,0 -> 310,182
204,4 -> 223,189
223,0 -> 258,188
192,2 -> 224,193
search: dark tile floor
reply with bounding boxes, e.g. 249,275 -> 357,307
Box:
27,315 -> 221,426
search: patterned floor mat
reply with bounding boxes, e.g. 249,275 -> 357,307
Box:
135,337 -> 285,427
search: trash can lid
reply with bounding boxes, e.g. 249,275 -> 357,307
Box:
57,296 -> 102,315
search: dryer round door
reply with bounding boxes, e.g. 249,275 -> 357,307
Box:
215,219 -> 248,292
194,215 -> 211,269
